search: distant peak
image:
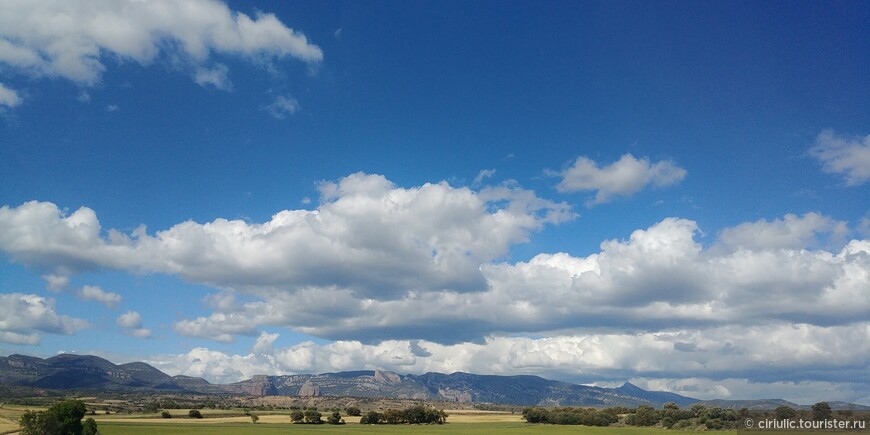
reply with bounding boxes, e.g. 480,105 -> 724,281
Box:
617,382 -> 644,392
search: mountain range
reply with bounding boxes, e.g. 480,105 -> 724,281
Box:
2,353 -> 866,410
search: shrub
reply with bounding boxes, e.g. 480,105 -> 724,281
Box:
346,405 -> 362,416
161,411 -> 172,418
188,409 -> 203,419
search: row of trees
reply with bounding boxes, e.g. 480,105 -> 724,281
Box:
359,405 -> 448,424
522,406 -> 620,426
521,401 -> 844,430
522,403 -> 744,429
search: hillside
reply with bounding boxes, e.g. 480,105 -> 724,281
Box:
3,353 -> 865,410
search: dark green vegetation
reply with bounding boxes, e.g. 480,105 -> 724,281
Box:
18,399 -> 98,435
357,404 -> 447,424
522,401 -> 869,431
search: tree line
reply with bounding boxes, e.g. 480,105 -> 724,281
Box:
522,401 -> 851,430
359,404 -> 448,424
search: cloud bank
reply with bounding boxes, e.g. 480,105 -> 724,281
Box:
1,173 -> 868,403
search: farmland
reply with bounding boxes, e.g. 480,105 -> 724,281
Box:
94,421 -> 737,435
0,402 -> 742,435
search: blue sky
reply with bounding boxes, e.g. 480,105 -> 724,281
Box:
1,0 -> 869,404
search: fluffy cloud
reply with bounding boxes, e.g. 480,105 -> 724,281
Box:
556,154 -> 687,205
1,184 -> 867,345
810,130 -> 870,186
78,285 -> 121,308
158,216 -> 870,348
1,175 -> 868,399
0,82 -> 21,107
0,0 -> 322,87
0,174 -> 574,300
0,293 -> 89,344
116,310 -> 151,338
716,212 -> 848,252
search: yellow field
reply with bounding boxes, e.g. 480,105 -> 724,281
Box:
443,410 -> 525,423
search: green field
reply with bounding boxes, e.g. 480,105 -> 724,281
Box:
96,422 -> 737,434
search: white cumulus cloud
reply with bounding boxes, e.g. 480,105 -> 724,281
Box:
117,310 -> 151,338
0,0 -> 322,86
0,293 -> 89,344
810,130 -> 870,186
716,212 -> 848,252
0,174 -> 574,301
78,285 -> 122,308
556,153 -> 687,206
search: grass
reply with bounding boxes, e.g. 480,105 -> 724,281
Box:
96,421 -> 738,435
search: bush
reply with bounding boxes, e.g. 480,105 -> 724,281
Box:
161,411 -> 172,419
290,409 -> 304,423
188,409 -> 203,419
346,405 -> 362,416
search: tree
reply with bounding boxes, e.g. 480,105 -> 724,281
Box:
188,409 -> 203,419
812,402 -> 832,421
303,409 -> 323,424
20,399 -> 90,435
82,418 -> 98,435
250,414 -> 259,424
144,401 -> 160,413
522,407 -> 550,423
359,411 -> 380,424
346,405 -> 361,416
690,403 -> 707,418
626,405 -> 660,426
775,405 -> 796,420
327,411 -> 344,424
290,409 -> 304,423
